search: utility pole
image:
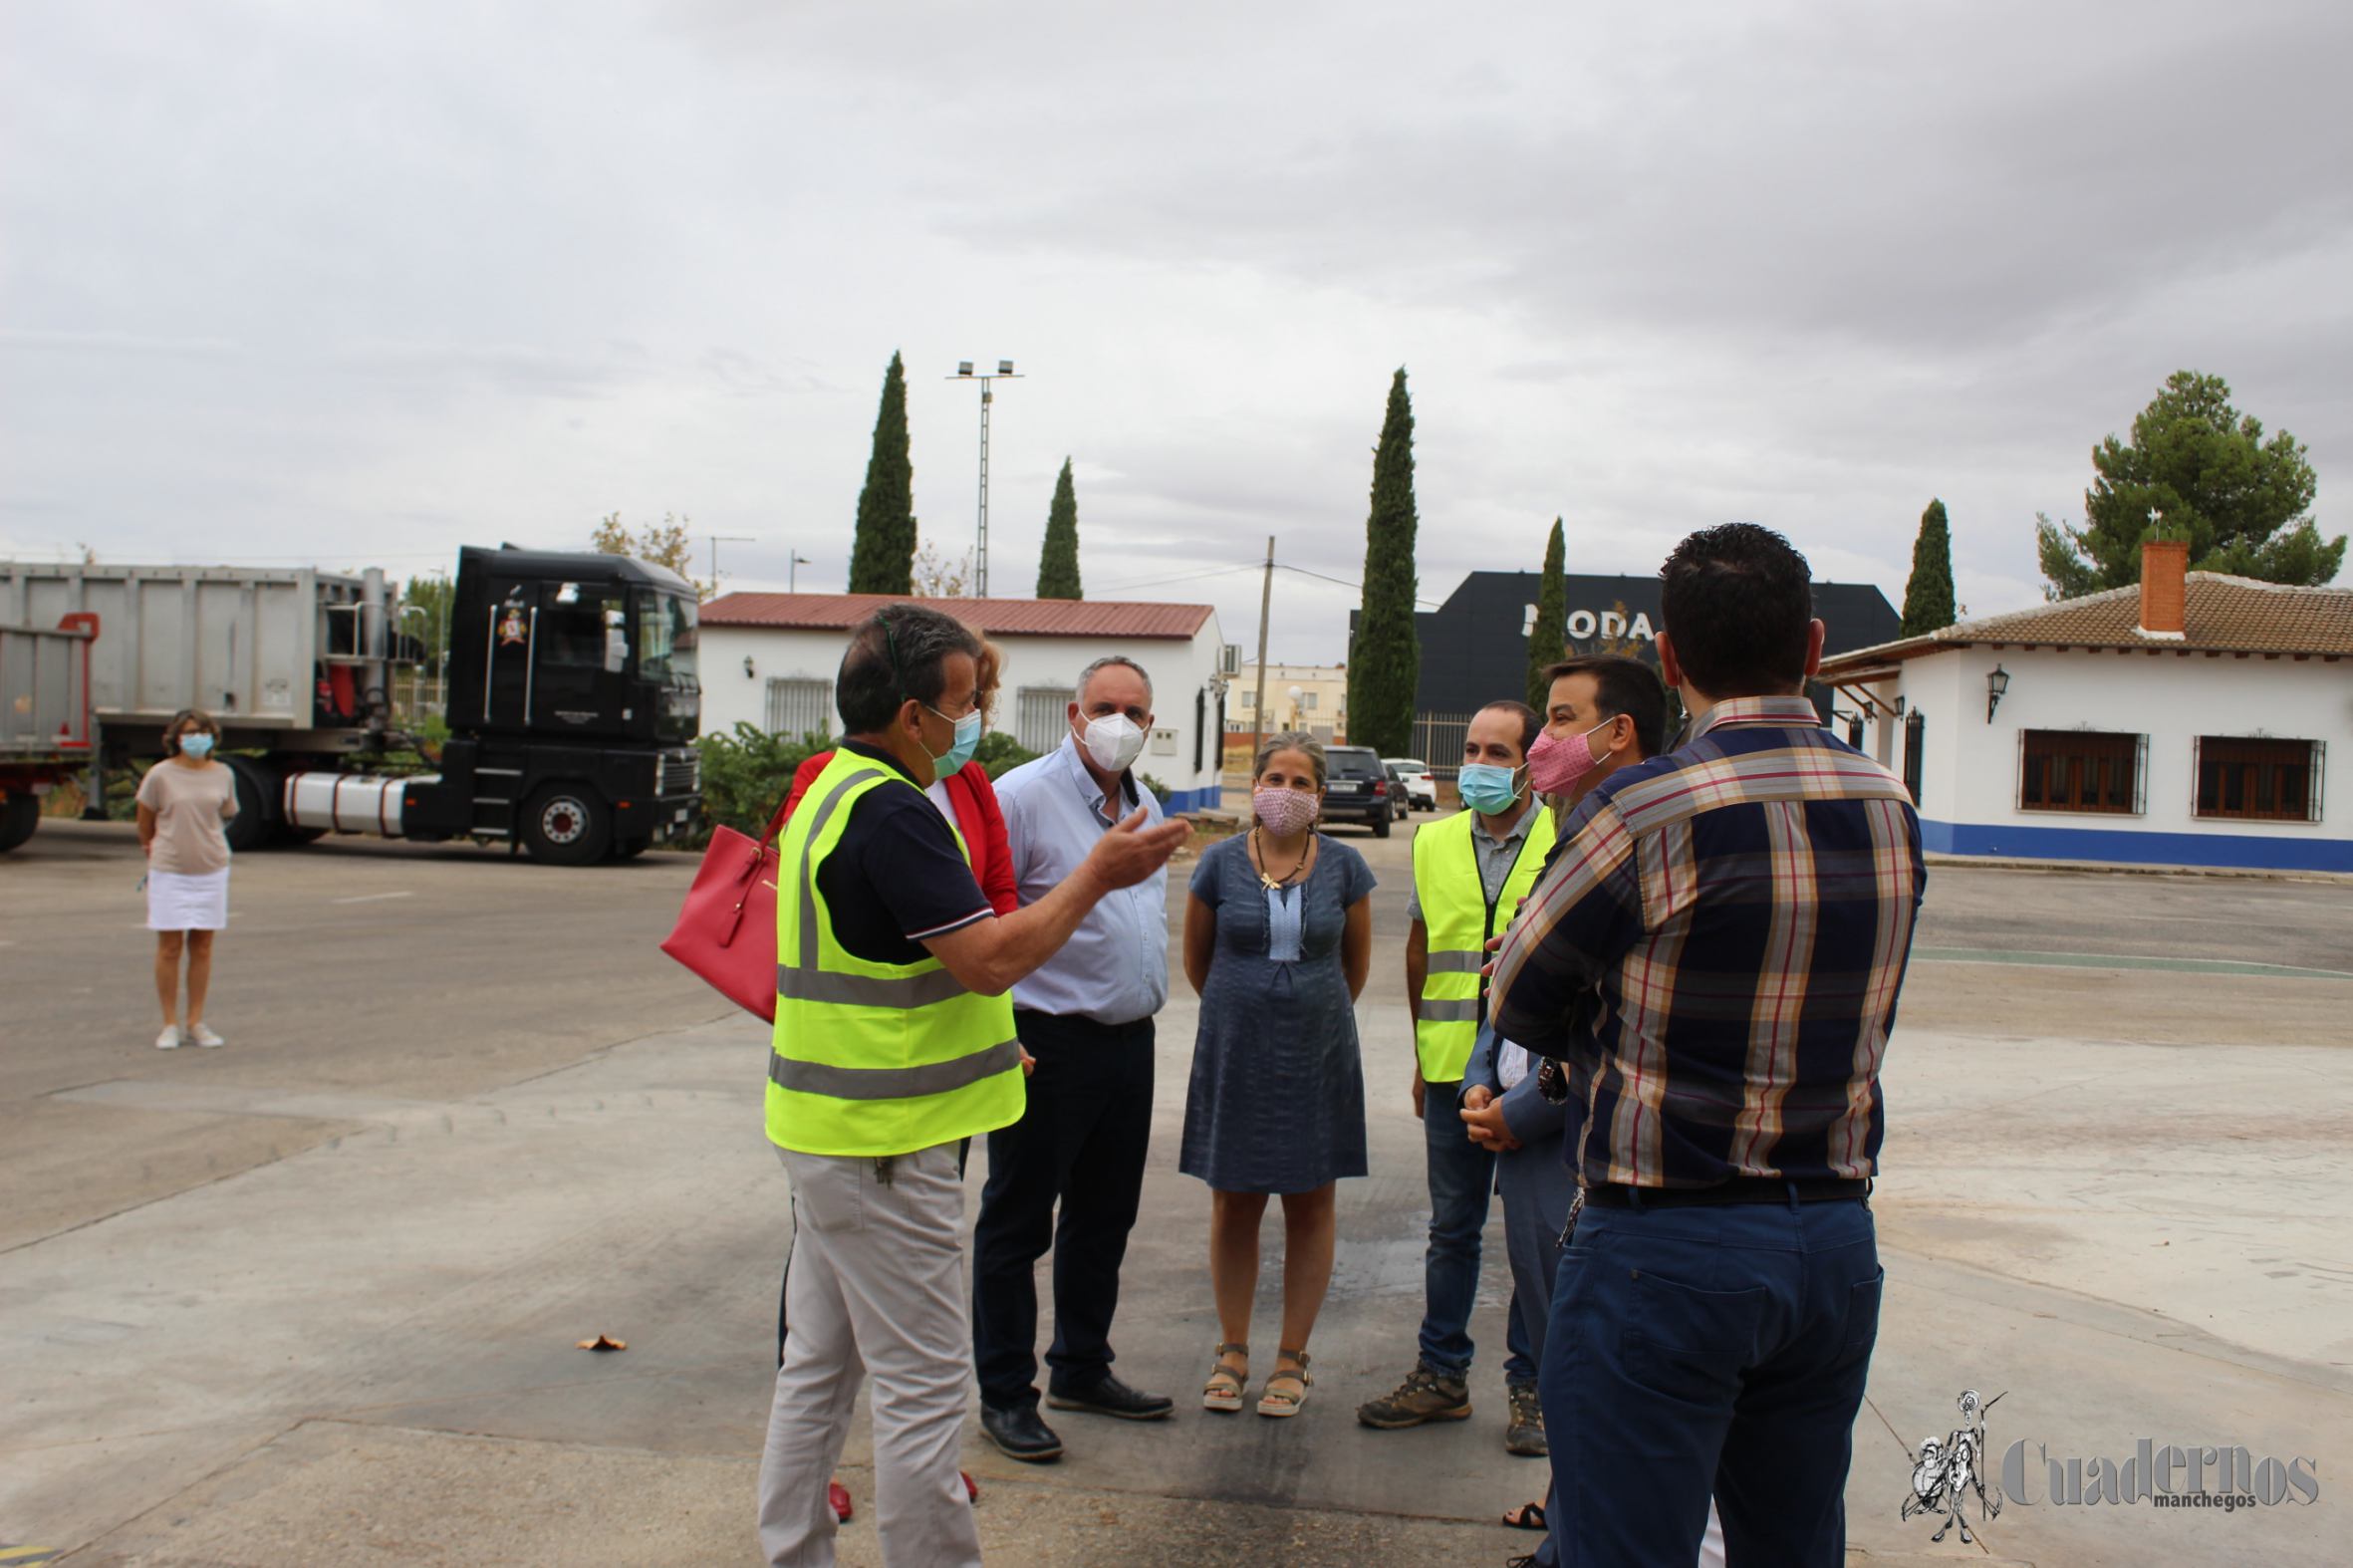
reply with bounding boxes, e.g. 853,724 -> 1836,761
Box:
707,534 -> 755,590
789,552 -> 811,593
947,360 -> 1022,598
1250,535 -> 1275,753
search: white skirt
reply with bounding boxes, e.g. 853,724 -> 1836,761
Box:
148,867 -> 230,931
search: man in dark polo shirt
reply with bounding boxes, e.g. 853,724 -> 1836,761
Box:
1491,525 -> 1926,1567
758,605 -> 1188,1568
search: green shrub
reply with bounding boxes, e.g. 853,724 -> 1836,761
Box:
974,730 -> 1039,780
693,723 -> 827,846
1138,772 -> 1172,808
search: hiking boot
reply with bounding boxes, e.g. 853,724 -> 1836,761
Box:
1505,1381 -> 1547,1455
1356,1363 -> 1471,1429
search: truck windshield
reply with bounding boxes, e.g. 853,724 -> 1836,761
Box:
636,592 -> 698,686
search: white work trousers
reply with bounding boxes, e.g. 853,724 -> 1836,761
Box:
758,1142 -> 980,1568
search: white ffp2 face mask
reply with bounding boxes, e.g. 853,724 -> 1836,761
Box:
1082,712 -> 1148,774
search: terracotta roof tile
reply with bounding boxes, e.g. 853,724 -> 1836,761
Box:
699,592 -> 1216,641
1821,574 -> 2353,675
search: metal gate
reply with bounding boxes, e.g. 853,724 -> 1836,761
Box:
1410,711 -> 1472,780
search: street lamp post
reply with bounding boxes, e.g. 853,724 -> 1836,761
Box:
790,552 -> 812,594
947,360 -> 1023,599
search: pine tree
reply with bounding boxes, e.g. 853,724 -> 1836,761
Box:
1525,517 -> 1567,708
1902,498 -> 1958,635
1035,457 -> 1083,600
847,352 -> 915,595
1345,369 -> 1421,758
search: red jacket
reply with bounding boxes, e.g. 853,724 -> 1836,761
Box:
780,751 -> 1018,916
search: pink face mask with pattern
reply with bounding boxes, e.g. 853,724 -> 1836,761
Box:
1252,785 -> 1320,837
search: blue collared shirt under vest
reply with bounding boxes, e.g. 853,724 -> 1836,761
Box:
993,734 -> 1171,1025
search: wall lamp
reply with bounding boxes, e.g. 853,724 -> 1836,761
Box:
1986,664 -> 2010,722
743,655 -> 756,679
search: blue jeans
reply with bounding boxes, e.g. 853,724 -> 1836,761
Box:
1540,1194 -> 1883,1567
1418,1083 -> 1534,1385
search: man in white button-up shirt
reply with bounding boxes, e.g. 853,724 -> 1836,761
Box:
970,655 -> 1176,1462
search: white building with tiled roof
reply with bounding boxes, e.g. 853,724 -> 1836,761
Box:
697,592 -> 1235,814
1817,541 -> 2352,872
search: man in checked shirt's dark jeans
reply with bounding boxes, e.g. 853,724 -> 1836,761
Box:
1490,523 -> 1926,1567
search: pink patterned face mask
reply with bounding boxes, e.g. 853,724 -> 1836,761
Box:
1526,717 -> 1615,796
1252,785 -> 1320,836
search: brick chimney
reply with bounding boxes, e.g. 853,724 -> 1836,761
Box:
2138,538 -> 2189,638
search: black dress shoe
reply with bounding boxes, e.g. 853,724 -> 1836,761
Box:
978,1402 -> 1064,1462
1045,1371 -> 1176,1421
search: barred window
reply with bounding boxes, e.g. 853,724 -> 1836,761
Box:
765,677 -> 832,740
2018,729 -> 2145,815
1016,685 -> 1075,755
2196,737 -> 2323,823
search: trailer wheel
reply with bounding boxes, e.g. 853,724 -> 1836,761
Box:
0,790 -> 40,853
522,783 -> 611,866
222,756 -> 277,853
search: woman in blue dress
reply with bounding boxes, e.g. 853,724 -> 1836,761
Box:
1180,731 -> 1374,1420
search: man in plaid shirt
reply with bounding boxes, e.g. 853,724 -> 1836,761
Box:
1490,523 -> 1926,1567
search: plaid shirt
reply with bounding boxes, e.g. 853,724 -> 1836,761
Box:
1490,696 -> 1926,1189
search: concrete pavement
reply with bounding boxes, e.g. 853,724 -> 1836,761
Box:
4,817 -> 2349,1565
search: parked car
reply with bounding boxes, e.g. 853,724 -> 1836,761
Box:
1319,745 -> 1394,837
1382,762 -> 1414,821
1385,757 -> 1438,811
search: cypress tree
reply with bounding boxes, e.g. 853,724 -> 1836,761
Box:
1345,369 -> 1421,758
1035,457 -> 1083,600
1902,498 -> 1958,635
1525,517 -> 1567,708
847,352 -> 915,596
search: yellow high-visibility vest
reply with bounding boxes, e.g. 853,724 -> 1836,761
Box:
767,749 -> 1023,1157
1411,804 -> 1556,1083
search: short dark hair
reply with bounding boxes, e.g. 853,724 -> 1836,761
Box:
1472,699 -> 1541,759
1541,656 -> 1669,759
1658,523 -> 1814,698
836,604 -> 982,734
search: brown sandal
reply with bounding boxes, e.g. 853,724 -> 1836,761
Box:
1256,1348 -> 1312,1418
1202,1343 -> 1249,1413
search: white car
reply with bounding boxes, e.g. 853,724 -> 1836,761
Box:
1386,758 -> 1438,812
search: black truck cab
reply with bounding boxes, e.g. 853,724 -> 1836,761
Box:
403,546 -> 702,863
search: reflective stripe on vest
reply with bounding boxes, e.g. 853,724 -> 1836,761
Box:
1412,804 -> 1557,1083
766,750 -> 1023,1157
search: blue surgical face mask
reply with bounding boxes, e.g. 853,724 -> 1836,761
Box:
1455,761 -> 1524,813
179,732 -> 216,759
924,703 -> 983,775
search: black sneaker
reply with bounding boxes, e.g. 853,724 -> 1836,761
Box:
978,1402 -> 1064,1462
1045,1371 -> 1175,1421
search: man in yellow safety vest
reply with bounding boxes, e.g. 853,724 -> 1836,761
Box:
757,604 -> 1186,1568
1359,699 -> 1556,1454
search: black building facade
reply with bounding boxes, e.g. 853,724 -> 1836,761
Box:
1408,571 -> 1901,717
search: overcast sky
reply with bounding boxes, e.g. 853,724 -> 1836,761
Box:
5,0 -> 2347,660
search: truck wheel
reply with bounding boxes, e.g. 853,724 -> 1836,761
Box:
222,756 -> 277,853
0,790 -> 40,853
522,783 -> 611,866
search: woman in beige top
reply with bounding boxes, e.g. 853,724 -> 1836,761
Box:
135,709 -> 238,1049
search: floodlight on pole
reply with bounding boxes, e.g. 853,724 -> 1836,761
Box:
946,359 -> 1023,598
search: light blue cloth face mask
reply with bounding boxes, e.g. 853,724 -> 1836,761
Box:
178,733 -> 216,758
1455,762 -> 1524,813
925,704 -> 983,774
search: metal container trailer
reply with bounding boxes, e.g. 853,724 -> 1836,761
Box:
0,547 -> 701,864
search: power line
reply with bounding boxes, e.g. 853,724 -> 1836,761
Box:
1091,561 -> 1265,595
1274,561 -> 1443,609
